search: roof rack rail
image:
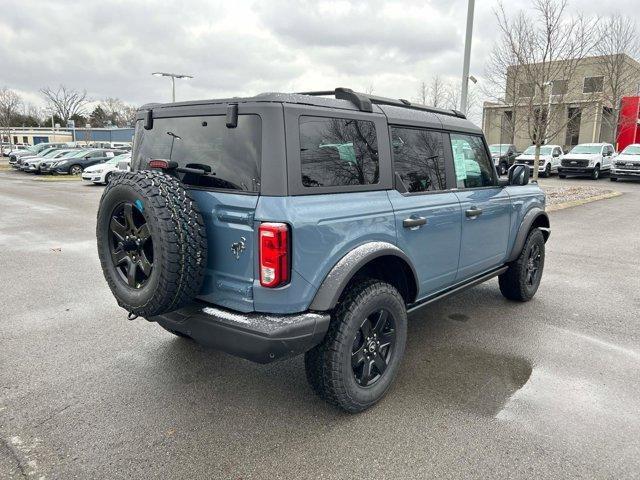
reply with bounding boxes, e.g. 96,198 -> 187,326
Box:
296,87 -> 466,119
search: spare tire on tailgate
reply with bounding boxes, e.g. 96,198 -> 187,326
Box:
96,170 -> 207,317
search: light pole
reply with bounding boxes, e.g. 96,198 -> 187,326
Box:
152,72 -> 194,102
460,0 -> 475,114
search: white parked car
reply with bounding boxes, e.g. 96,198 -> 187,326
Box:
558,143 -> 615,180
610,144 -> 640,182
81,153 -> 131,185
514,144 -> 564,177
3,144 -> 30,157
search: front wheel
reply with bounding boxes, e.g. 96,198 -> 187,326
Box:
542,163 -> 551,178
69,164 -> 83,175
499,229 -> 545,302
304,280 -> 407,413
499,162 -> 508,176
591,165 -> 600,180
610,177 -> 618,182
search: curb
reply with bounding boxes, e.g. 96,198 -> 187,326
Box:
546,191 -> 622,212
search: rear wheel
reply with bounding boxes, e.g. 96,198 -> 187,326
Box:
304,279 -> 407,413
499,229 -> 545,302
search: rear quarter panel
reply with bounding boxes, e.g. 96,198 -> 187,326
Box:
253,192 -> 396,314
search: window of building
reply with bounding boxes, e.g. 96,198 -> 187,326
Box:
22,136 -> 29,144
565,107 -> 582,147
500,111 -> 513,144
519,83 -> 535,97
391,127 -> 447,193
583,76 -> 604,94
450,134 -> 495,189
551,80 -> 568,95
299,116 -> 379,188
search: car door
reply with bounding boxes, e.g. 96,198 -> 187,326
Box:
602,145 -> 614,169
387,126 -> 462,296
450,133 -> 512,281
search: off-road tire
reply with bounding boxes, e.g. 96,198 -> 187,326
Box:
499,228 -> 545,302
304,279 -> 407,413
97,170 -> 207,317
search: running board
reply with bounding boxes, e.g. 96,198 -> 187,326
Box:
407,266 -> 508,314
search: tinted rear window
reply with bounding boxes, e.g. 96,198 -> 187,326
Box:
133,115 -> 261,192
299,116 -> 379,187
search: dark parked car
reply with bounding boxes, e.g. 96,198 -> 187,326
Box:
489,144 -> 519,175
43,149 -> 126,175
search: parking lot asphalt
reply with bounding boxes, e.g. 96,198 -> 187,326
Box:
1,170 -> 639,479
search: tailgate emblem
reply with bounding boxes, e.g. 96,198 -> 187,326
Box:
231,237 -> 246,260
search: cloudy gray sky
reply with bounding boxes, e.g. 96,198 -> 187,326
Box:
1,0 -> 638,116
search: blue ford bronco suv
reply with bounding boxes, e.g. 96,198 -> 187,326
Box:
97,88 -> 549,412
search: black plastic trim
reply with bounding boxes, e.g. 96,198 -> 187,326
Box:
407,266 -> 508,313
309,242 -> 419,311
506,208 -> 550,262
151,304 -> 331,364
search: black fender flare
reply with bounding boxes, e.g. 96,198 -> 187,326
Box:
506,208 -> 550,262
309,241 -> 418,311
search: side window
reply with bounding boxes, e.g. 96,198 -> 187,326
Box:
450,134 -> 495,189
391,127 -> 447,193
299,116 -> 379,188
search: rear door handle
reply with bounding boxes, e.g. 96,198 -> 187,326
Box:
403,217 -> 427,228
465,207 -> 483,218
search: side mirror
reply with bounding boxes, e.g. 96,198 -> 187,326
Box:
508,164 -> 530,186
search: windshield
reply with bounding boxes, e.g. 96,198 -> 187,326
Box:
133,115 -> 262,192
570,145 -> 602,154
621,145 -> 640,155
523,146 -> 553,155
489,144 -> 510,154
105,154 -> 129,165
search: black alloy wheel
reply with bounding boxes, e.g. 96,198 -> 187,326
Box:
525,243 -> 542,287
109,202 -> 153,289
351,309 -> 396,387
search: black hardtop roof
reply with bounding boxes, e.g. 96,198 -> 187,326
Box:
139,88 -> 481,134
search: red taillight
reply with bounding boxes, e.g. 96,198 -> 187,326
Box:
148,159 -> 169,169
259,222 -> 290,288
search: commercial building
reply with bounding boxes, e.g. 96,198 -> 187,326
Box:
483,54 -> 640,151
0,126 -> 134,146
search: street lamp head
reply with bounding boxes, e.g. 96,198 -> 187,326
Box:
152,72 -> 193,79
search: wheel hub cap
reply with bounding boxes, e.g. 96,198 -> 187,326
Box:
109,202 -> 154,289
351,309 -> 396,387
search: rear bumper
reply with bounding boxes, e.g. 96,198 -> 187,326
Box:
150,303 -> 331,364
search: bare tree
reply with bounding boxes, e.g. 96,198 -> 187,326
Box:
594,14 -> 640,143
482,29 -> 527,144
40,85 -> 89,124
445,80 -> 479,118
415,81 -> 428,105
495,0 -> 597,181
0,87 -> 22,150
